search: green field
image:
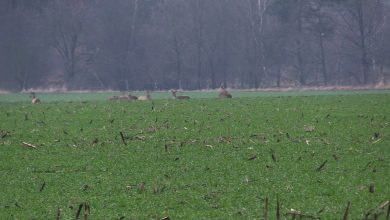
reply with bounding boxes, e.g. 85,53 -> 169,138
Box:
0,91 -> 389,219
0,89 -> 389,102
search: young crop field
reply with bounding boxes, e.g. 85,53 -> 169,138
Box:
0,91 -> 389,219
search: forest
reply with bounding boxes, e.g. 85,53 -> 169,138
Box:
0,0 -> 389,91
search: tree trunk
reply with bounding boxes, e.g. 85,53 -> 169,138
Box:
296,2 -> 306,86
356,0 -> 370,84
319,31 -> 328,85
276,67 -> 282,88
197,47 -> 202,90
173,34 -> 183,89
209,59 -> 216,89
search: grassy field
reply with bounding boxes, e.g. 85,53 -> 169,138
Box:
0,91 -> 389,219
0,89 -> 389,102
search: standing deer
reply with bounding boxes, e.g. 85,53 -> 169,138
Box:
171,90 -> 190,100
138,90 -> 151,101
30,92 -> 40,104
218,86 -> 232,98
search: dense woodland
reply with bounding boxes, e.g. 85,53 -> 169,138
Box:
0,0 -> 390,91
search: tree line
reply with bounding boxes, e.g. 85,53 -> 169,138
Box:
0,0 -> 389,91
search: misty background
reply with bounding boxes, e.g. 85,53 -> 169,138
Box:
0,0 -> 389,91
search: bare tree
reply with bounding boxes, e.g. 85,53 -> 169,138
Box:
0,1 -> 48,90
1,0 -> 390,91
338,0 -> 385,84
155,0 -> 191,89
44,0 -> 86,88
237,0 -> 272,88
189,0 -> 206,90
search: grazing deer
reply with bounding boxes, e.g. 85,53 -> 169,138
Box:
138,90 -> 151,101
171,90 -> 190,100
30,92 -> 40,104
218,86 -> 232,98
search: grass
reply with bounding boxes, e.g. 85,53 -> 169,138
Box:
0,89 -> 389,102
0,91 -> 389,219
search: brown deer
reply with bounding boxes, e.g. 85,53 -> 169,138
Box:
108,95 -> 119,101
109,92 -> 138,101
218,86 -> 232,98
117,91 -> 131,100
138,90 -> 151,101
30,92 -> 40,104
171,90 -> 190,100
126,92 -> 138,100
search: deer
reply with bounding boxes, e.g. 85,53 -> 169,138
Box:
109,91 -> 138,101
116,91 -> 130,100
138,90 -> 151,101
126,92 -> 138,100
30,92 -> 40,104
108,95 -> 119,101
218,86 -> 232,98
118,96 -> 129,100
171,90 -> 190,100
